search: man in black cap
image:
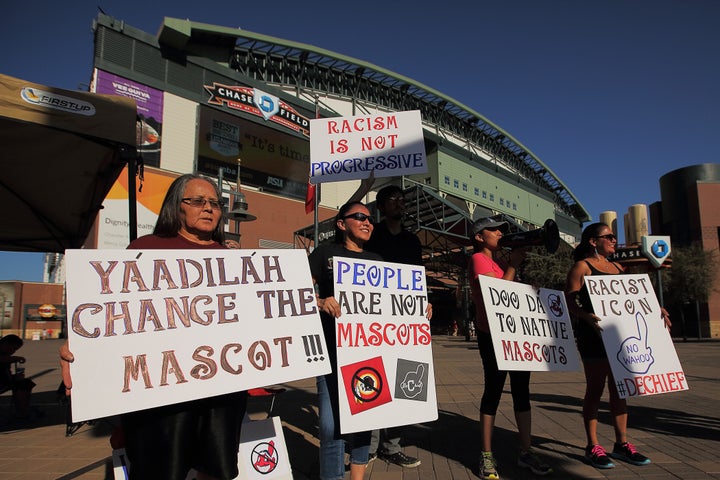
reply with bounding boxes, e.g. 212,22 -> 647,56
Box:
350,180 -> 423,468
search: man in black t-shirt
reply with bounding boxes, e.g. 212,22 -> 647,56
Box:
361,184 -> 423,468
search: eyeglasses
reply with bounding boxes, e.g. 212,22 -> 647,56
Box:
181,197 -> 224,210
343,212 -> 374,223
595,234 -> 617,241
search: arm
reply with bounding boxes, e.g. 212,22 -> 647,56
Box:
564,261 -> 602,332
59,341 -> 74,395
347,170 -> 376,203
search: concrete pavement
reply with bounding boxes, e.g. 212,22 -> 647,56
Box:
0,336 -> 718,479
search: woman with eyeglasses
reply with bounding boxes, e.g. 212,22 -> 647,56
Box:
307,201 -> 382,480
565,222 -> 651,470
60,174 -> 248,480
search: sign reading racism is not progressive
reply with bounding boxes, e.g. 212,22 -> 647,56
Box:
309,110 -> 427,184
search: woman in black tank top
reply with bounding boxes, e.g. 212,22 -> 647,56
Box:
565,223 -> 651,469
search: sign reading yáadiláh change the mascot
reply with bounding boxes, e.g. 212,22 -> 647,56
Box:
332,256 -> 437,434
65,249 -> 331,422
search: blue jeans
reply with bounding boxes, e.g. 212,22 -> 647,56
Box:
317,374 -> 370,480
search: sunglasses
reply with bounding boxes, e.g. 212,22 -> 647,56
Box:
343,212 -> 374,223
595,234 -> 617,241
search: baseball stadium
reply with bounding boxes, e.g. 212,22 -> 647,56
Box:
85,13 -> 590,328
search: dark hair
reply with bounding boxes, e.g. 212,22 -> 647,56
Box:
333,201 -> 367,243
153,174 -> 225,242
0,334 -> 23,349
572,222 -> 608,261
375,184 -> 403,212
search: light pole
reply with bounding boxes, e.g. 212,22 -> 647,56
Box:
217,158 -> 256,247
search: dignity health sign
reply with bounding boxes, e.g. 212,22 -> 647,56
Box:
477,276 -> 580,371
65,249 -> 331,422
332,257 -> 437,434
309,110 -> 427,184
585,273 -> 688,398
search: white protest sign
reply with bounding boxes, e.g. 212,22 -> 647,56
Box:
332,257 -> 437,434
585,273 -> 688,398
309,110 -> 427,184
65,249 -> 331,422
477,276 -> 581,371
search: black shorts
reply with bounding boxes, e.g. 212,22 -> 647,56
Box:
122,391 -> 248,480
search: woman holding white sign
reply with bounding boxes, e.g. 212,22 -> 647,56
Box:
468,218 -> 552,479
565,222 -> 652,469
60,174 -> 248,480
308,201 -> 382,480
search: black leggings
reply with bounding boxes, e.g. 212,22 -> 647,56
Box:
477,331 -> 531,415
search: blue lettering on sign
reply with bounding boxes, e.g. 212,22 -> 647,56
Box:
651,240 -> 669,258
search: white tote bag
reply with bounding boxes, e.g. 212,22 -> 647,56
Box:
186,415 -> 293,480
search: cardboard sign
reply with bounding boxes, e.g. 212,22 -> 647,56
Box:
332,257 -> 437,434
585,273 -> 688,398
65,249 -> 331,422
477,276 -> 581,371
309,110 -> 427,184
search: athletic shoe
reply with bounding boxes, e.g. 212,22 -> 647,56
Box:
480,451 -> 499,480
379,451 -> 421,468
585,444 -> 615,469
610,442 -> 651,466
518,448 -> 553,475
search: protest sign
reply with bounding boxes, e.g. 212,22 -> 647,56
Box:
332,256 -> 437,434
477,276 -> 580,371
65,249 -> 330,422
309,110 -> 427,184
585,273 -> 688,398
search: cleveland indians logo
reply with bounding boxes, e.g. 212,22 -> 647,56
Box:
251,440 -> 279,474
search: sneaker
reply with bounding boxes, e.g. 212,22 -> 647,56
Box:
518,448 -> 553,476
379,451 -> 421,468
610,442 -> 651,466
585,444 -> 615,469
480,451 -> 499,480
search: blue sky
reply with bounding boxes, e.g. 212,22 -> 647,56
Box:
1,0 -> 718,281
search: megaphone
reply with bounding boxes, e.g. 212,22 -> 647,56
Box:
499,219 -> 560,254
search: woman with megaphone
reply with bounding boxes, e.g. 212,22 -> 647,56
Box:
468,217 -> 553,480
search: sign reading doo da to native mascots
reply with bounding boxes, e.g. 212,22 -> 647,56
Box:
309,110 -> 427,184
65,249 -> 331,422
585,273 -> 688,399
477,276 -> 581,372
332,257 -> 437,434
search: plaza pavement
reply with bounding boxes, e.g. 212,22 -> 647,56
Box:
0,336 -> 718,480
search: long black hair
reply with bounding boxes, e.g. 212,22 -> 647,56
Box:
333,201 -> 367,244
153,174 -> 225,242
572,222 -> 608,262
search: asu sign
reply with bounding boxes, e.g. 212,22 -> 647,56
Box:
641,236 -> 672,268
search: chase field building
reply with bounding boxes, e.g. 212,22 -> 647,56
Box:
88,14 -> 589,308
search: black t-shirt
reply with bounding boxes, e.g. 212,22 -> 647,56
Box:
364,221 -> 422,266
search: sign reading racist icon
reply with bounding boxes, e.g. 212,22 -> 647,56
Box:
585,273 -> 688,398
477,276 -> 581,372
332,257 -> 437,434
65,249 -> 331,422
309,110 -> 427,184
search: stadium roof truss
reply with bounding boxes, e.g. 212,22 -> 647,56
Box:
155,17 -> 589,224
